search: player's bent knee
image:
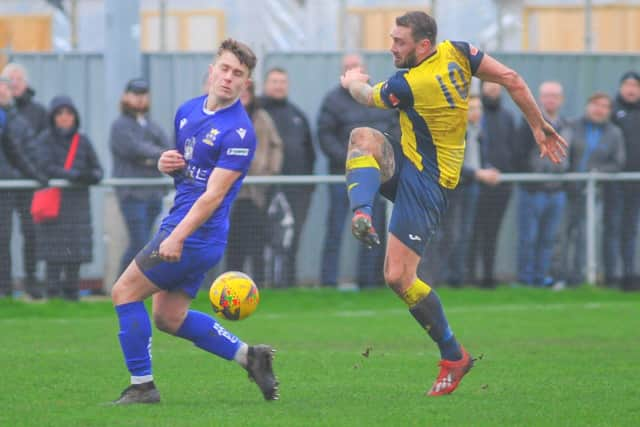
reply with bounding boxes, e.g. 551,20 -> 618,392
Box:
348,127 -> 383,152
153,311 -> 182,334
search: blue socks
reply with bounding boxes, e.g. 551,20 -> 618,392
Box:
116,303 -> 243,385
116,302 -> 153,381
346,155 -> 380,215
176,310 -> 243,360
409,291 -> 462,361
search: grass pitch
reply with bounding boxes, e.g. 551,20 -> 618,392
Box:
0,286 -> 638,427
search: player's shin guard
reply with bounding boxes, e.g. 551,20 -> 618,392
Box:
115,302 -> 153,382
176,310 -> 242,360
346,155 -> 381,215
403,279 -> 462,361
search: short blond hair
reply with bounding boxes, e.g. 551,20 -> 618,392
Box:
1,62 -> 29,82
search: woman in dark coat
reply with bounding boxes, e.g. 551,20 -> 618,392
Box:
36,95 -> 103,300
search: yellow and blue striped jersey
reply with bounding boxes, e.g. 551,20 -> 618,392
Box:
372,40 -> 484,189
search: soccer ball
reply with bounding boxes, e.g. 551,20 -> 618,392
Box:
209,271 -> 260,321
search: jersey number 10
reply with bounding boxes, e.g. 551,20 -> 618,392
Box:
436,62 -> 470,109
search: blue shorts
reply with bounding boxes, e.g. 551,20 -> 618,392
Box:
135,229 -> 225,298
379,134 -> 449,255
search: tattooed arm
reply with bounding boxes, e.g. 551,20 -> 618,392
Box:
340,68 -> 375,107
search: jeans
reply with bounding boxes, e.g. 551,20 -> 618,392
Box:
602,183 -> 640,281
118,196 -> 163,274
517,189 -> 566,285
321,183 -> 386,287
439,182 -> 479,285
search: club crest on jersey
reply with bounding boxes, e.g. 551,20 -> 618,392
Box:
179,118 -> 188,129
202,127 -> 219,146
236,128 -> 247,139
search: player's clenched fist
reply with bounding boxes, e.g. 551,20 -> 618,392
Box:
158,149 -> 186,174
158,234 -> 184,262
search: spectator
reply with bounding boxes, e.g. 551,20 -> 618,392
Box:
227,81 -> 283,284
605,71 -> 640,291
109,78 -> 171,274
260,68 -> 315,287
317,54 -> 398,288
35,95 -> 103,300
557,92 -> 625,288
468,81 -> 516,288
2,63 -> 48,298
0,76 -> 48,299
439,95 -> 500,286
515,81 -> 571,287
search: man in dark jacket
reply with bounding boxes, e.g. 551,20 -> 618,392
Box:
2,63 -> 49,297
558,92 -> 625,287
514,81 -> 571,286
468,81 -> 516,288
110,78 -> 171,273
0,76 -> 48,298
604,71 -> 640,290
438,95 -> 500,286
317,54 -> 399,288
260,67 -> 315,287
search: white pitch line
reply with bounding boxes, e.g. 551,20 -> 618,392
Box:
257,301 -> 637,320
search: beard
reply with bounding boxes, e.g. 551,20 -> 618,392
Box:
395,50 -> 418,68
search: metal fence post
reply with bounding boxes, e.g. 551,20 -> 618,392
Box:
585,173 -> 597,284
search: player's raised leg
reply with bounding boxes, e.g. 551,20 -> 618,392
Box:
345,127 -> 395,247
384,234 -> 473,396
110,261 -> 163,405
152,291 -> 279,401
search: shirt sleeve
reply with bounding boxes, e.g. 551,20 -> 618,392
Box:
372,71 -> 414,110
216,127 -> 256,172
451,41 -> 485,75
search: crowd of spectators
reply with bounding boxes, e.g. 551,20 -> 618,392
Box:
1,58 -> 639,297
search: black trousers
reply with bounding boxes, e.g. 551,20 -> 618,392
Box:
0,190 -> 37,293
46,261 -> 81,299
227,199 -> 267,285
468,184 -> 512,285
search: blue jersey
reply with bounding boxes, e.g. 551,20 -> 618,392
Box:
160,95 -> 256,243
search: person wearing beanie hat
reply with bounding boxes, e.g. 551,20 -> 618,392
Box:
109,77 -> 171,275
602,72 -> 640,291
33,95 -> 103,300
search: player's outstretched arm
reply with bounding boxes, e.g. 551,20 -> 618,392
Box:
158,167 -> 241,262
475,54 -> 567,164
341,67 -> 375,107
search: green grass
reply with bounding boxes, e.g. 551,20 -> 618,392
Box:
1,287 -> 639,427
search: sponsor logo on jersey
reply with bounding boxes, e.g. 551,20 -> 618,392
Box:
408,234 -> 422,241
179,118 -> 188,129
470,44 -> 479,56
236,128 -> 247,139
226,147 -> 250,156
184,136 -> 196,160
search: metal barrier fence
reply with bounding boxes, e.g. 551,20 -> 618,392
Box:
2,172 -> 640,288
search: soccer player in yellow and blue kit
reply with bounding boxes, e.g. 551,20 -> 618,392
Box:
109,39 -> 278,404
341,11 -> 567,395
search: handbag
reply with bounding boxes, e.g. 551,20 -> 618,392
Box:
31,133 -> 80,224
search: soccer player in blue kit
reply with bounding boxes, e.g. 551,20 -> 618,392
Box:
340,12 -> 567,396
110,39 -> 278,404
